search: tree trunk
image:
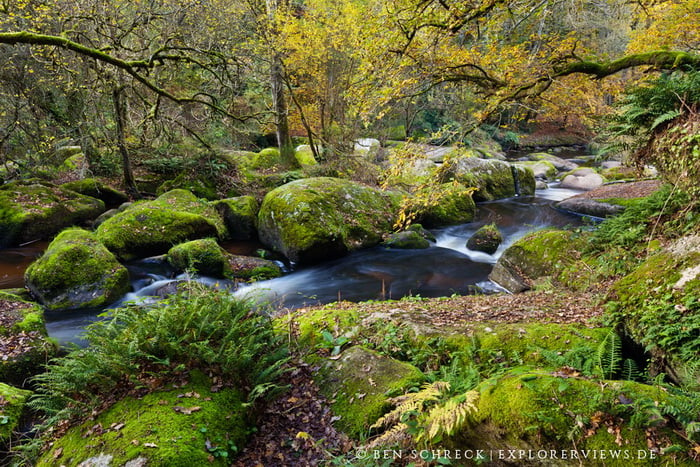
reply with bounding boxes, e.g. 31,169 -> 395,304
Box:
265,0 -> 296,167
112,86 -> 140,197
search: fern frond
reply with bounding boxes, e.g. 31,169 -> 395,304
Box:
371,381 -> 451,430
365,423 -> 412,449
649,109 -> 681,132
419,390 -> 480,443
597,331 -> 622,379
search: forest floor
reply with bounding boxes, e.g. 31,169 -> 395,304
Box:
234,289 -> 605,466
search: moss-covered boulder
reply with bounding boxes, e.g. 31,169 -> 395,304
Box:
212,196 -> 259,240
515,160 -> 557,181
96,189 -> 227,260
61,178 -> 129,206
0,181 -> 105,248
0,383 -> 31,446
167,238 -> 229,276
411,183 -> 477,227
442,156 -> 533,201
314,346 -> 425,437
0,293 -> 57,386
406,223 -> 436,242
607,237 -> 700,389
156,173 -> 218,200
512,164 -> 537,196
294,145 -> 318,166
257,177 -> 400,264
37,374 -> 250,467
226,255 -> 282,281
452,369 -> 697,465
25,228 -> 130,311
249,147 -> 284,169
467,224 -> 503,254
489,229 -> 582,292
382,230 -> 431,249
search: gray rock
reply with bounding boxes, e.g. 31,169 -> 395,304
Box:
556,198 -> 625,218
560,168 -> 604,190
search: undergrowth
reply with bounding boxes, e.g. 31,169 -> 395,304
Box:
18,285 -> 289,463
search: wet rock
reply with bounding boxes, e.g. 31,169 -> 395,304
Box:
467,224 -> 503,254
383,230 -> 431,249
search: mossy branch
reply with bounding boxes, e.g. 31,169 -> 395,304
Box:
553,51 -> 700,79
0,31 -> 259,122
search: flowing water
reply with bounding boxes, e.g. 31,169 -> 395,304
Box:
1,184 -> 587,345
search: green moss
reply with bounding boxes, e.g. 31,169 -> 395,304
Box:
0,383 -> 31,445
212,196 -> 259,240
280,306 -> 362,348
442,157 -> 518,201
466,369 -> 696,465
467,223 -> 503,254
512,164 -> 536,196
489,229 -> 585,292
413,183 -> 477,227
37,375 -> 249,467
59,153 -> 87,172
96,189 -> 227,260
167,238 -> 228,276
249,147 -> 284,170
515,160 -> 557,179
156,173 -> 218,201
25,228 -> 130,310
314,346 -> 425,437
257,177 -> 400,264
60,178 -> 128,206
0,181 -> 105,248
383,231 -> 430,249
294,146 -> 318,166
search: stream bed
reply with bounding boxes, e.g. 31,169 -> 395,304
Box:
31,184 -> 587,345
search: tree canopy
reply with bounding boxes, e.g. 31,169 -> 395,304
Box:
0,0 -> 698,179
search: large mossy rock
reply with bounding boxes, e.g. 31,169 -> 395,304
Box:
96,189 -> 227,260
167,238 -> 229,277
257,177 -> 400,264
454,369 -> 696,465
0,383 -> 31,446
60,178 -> 129,206
514,160 -> 557,181
527,152 -> 579,171
212,196 -> 259,240
411,183 -> 477,227
25,228 -> 130,311
156,173 -> 218,201
0,293 -> 57,386
489,229 -> 582,292
314,346 -> 425,437
37,375 -> 250,467
607,236 -> 700,389
442,156 -> 533,201
0,181 -> 105,248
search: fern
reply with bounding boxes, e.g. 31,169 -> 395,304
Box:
620,358 -> 641,381
366,381 -> 479,450
596,331 -> 622,379
419,390 -> 479,443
